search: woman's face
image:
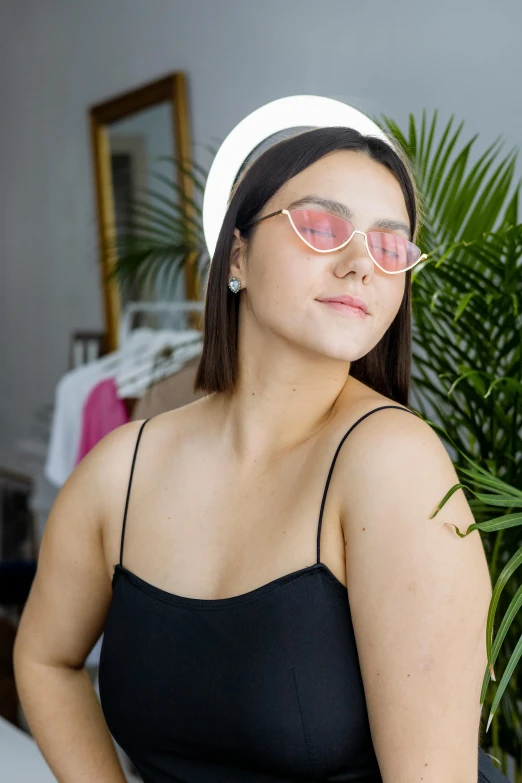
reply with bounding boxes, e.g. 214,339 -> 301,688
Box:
230,150 -> 411,366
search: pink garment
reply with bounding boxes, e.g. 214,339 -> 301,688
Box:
75,377 -> 130,465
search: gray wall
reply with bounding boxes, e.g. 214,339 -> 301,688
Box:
1,0 -> 521,467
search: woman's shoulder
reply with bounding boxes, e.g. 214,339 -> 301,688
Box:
343,397 -> 426,438
128,394 -> 213,449
84,398 -> 207,484
332,381 -> 444,496
74,399 -> 212,570
334,378 -> 426,439
333,384 -> 457,528
100,395 -> 212,457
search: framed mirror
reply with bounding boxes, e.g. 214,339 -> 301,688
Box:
89,72 -> 198,352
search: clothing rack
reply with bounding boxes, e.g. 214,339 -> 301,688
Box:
119,300 -> 204,347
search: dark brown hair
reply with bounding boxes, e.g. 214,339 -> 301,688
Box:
194,126 -> 422,406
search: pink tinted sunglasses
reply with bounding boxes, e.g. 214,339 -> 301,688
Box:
243,208 -> 427,274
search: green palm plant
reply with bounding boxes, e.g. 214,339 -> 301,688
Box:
415,226 -> 522,780
113,114 -> 522,778
378,111 -> 521,778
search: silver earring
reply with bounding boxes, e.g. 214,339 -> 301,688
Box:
228,277 -> 241,293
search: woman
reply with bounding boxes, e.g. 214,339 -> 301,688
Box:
14,127 -> 507,782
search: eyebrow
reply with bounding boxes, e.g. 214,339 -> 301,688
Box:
286,195 -> 412,239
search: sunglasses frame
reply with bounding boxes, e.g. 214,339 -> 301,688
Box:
243,208 -> 427,275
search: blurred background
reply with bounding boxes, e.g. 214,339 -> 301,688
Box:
0,0 -> 521,780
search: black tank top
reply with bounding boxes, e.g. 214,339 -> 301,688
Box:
98,405 -> 506,783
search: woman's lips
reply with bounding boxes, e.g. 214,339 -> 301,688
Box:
318,300 -> 369,318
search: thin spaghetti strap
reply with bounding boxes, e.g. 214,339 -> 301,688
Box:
119,419 -> 151,568
316,405 -> 419,564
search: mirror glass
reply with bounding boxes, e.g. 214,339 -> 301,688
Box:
107,102 -> 185,319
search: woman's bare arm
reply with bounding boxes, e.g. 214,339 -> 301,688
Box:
340,409 -> 492,783
13,420 -> 146,783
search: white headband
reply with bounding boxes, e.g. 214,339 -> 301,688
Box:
202,95 -> 393,260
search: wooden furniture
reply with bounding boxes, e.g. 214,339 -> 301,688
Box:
0,468 -> 35,563
69,330 -> 108,370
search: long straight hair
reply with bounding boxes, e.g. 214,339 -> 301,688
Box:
194,127 -> 422,406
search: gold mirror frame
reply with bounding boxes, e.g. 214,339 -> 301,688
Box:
89,72 -> 198,352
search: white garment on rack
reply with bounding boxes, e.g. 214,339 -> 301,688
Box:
44,363 -> 111,488
44,329 -> 153,488
45,300 -> 205,489
44,328 -> 202,488
115,300 -> 204,398
119,299 -> 204,346
115,329 -> 202,399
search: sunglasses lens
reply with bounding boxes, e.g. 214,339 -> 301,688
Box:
367,232 -> 421,272
289,209 -> 351,250
288,210 -> 421,270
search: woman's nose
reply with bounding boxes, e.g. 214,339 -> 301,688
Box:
333,231 -> 374,277
346,231 -> 374,262
349,230 -> 372,251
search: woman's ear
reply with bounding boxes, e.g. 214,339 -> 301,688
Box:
229,227 -> 247,281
